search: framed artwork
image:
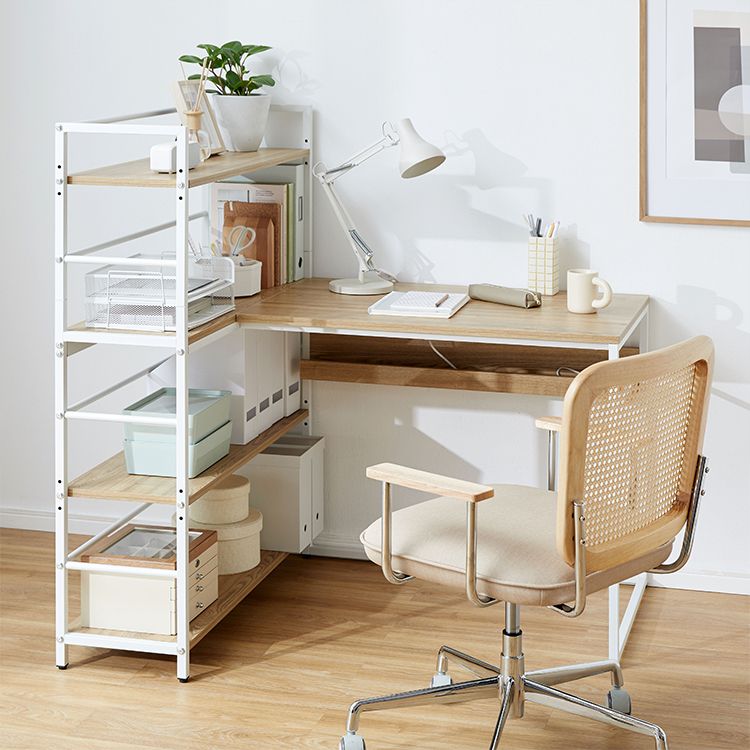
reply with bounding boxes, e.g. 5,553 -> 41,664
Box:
172,80 -> 225,155
640,0 -> 750,226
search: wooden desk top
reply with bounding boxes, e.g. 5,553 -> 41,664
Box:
235,279 -> 648,346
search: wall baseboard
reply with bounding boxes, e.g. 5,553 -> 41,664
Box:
3,507 -> 747,595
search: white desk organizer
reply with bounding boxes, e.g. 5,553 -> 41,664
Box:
85,254 -> 235,331
231,258 -> 262,297
241,435 -> 324,553
527,237 -> 559,296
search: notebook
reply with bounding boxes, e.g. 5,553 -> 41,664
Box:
368,290 -> 470,319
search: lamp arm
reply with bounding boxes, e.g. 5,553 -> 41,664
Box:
313,125 -> 399,184
319,180 -> 372,280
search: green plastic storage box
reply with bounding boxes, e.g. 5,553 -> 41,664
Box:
122,388 -> 232,477
124,420 -> 232,478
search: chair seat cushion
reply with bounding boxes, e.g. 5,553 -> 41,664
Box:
360,484 -> 672,607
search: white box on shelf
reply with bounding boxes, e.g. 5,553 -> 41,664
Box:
284,332 -> 302,416
149,328 -> 295,445
240,436 -> 324,553
79,526 -> 218,635
254,330 -> 285,434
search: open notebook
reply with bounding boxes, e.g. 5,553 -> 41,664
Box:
368,290 -> 470,319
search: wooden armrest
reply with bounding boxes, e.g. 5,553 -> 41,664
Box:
535,415 -> 562,432
366,463 -> 494,502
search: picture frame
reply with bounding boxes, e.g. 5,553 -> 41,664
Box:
172,79 -> 226,156
639,0 -> 750,227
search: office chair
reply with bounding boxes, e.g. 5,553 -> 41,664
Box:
339,336 -> 713,750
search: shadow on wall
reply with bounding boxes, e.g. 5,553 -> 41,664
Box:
387,128 -> 574,283
651,284 -> 750,409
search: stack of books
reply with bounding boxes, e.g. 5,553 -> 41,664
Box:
212,165 -> 306,288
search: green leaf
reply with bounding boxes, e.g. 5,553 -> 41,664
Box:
225,70 -> 242,86
178,55 -> 203,64
243,44 -> 271,56
187,73 -> 202,80
223,40 -> 243,50
197,43 -> 219,54
249,74 -> 275,88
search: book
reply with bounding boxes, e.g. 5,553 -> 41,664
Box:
368,291 -> 470,319
246,184 -> 288,283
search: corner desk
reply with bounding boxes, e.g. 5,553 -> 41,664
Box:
234,278 -> 650,662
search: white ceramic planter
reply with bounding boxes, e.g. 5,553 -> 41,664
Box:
211,94 -> 271,152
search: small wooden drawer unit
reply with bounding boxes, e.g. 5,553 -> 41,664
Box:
79,524 -> 218,635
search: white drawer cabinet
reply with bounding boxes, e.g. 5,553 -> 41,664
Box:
241,436 -> 324,553
79,525 -> 218,636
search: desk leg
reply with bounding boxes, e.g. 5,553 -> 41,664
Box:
605,309 -> 649,661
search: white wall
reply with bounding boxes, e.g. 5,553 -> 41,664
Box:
1,0 -> 748,592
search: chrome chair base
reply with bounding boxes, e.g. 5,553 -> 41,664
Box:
339,605 -> 668,750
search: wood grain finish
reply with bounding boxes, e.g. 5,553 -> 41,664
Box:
1,528 -> 748,750
301,359 -> 572,396
535,415 -> 562,432
557,336 -> 714,571
68,550 -> 287,646
302,335 -> 640,396
67,148 -> 309,188
367,463 -> 494,502
237,279 -> 649,346
68,410 -> 308,504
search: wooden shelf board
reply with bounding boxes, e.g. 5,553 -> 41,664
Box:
189,550 -> 288,647
65,310 -> 238,346
301,360 -> 572,397
68,410 -> 308,504
67,148 -> 309,188
68,550 -> 289,647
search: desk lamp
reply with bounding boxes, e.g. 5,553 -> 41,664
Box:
313,119 -> 445,295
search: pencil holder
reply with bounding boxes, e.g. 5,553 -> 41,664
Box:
527,236 -> 559,296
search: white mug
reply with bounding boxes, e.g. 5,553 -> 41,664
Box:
567,269 -> 613,314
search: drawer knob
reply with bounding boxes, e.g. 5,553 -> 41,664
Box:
195,584 -> 204,592
195,572 -> 204,580
196,601 -> 204,609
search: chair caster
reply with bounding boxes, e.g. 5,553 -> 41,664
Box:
430,672 -> 453,688
607,687 -> 632,715
178,676 -> 190,683
339,732 -> 366,749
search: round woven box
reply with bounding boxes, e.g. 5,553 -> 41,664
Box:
178,506 -> 263,575
190,474 -> 250,525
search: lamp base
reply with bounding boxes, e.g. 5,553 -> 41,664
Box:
329,277 -> 394,295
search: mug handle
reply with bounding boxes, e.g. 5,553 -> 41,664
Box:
592,277 -> 613,309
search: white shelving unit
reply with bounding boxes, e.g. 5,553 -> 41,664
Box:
54,105 -> 312,681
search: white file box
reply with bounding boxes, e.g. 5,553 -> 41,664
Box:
149,328 -> 295,446
284,332 -> 302,416
241,436 -> 324,553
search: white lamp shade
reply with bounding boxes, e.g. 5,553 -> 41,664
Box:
395,118 -> 446,178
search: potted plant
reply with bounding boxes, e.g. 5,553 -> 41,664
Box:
179,41 -> 276,152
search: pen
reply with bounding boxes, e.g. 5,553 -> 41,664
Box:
434,293 -> 450,307
535,218 -> 542,237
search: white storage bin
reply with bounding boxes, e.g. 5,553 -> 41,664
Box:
151,328 -> 295,446
85,254 -> 235,331
241,436 -> 324,553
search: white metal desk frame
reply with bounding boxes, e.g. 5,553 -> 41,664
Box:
242,305 -> 650,663
54,106 -> 312,681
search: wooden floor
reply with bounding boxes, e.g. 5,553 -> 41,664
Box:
1,528 -> 748,750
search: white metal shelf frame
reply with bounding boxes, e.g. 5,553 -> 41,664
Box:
54,106 -> 313,681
